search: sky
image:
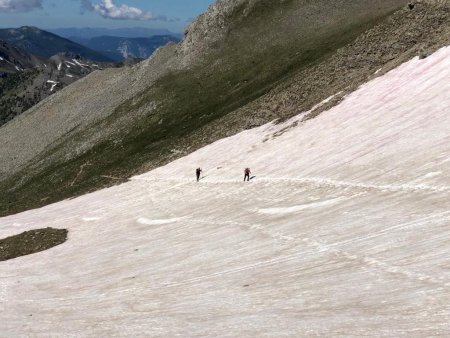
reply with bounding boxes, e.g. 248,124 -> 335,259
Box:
0,0 -> 216,33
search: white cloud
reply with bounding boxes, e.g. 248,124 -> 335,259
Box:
91,0 -> 163,21
0,0 -> 43,13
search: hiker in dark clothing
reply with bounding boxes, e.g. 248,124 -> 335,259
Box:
244,168 -> 251,182
196,168 -> 202,182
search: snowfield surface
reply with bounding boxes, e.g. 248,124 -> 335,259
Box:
1,46 -> 450,337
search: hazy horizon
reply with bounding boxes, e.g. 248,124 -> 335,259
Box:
0,25 -> 182,34
0,0 -> 215,33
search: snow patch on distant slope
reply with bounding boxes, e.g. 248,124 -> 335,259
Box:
47,80 -> 58,92
73,59 -> 89,69
118,42 -> 131,59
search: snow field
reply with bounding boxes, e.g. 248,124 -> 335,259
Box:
1,46 -> 450,336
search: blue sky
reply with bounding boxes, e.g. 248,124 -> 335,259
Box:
0,0 -> 215,32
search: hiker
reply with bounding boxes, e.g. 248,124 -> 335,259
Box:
196,168 -> 202,182
244,168 -> 251,182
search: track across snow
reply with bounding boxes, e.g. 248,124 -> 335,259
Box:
1,46 -> 450,337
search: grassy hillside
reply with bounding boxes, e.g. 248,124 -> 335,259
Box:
4,0 -> 449,217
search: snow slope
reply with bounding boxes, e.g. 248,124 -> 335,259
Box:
1,46 -> 450,337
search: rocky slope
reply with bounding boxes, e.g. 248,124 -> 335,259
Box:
0,41 -> 42,74
2,0 -> 450,216
0,51 -> 118,126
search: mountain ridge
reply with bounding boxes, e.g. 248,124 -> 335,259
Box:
0,26 -> 112,62
49,27 -> 183,40
0,45 -> 119,126
0,40 -> 42,74
71,35 -> 180,61
2,0 -> 450,216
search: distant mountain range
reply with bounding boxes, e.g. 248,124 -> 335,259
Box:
0,39 -> 120,126
50,27 -> 182,61
70,35 -> 180,61
0,26 -> 182,125
0,26 -> 181,63
49,27 -> 183,40
0,27 -> 113,62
